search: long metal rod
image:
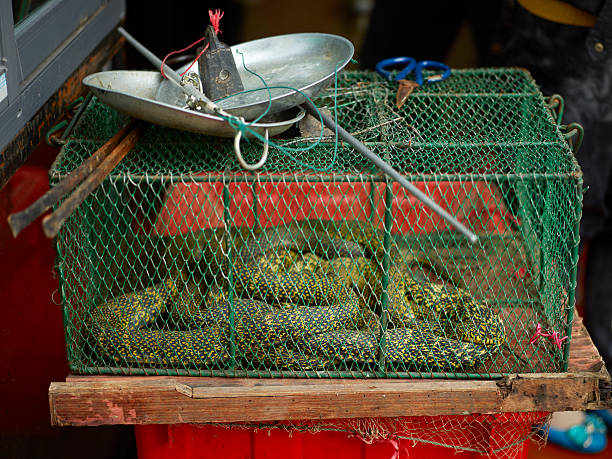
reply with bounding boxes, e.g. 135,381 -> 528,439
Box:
68,172 -> 572,184
118,26 -> 478,243
301,100 -> 478,243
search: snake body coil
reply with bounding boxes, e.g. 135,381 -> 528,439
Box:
309,328 -> 490,370
89,220 -> 505,372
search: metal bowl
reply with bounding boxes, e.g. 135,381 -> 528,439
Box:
83,70 -> 305,137
156,32 -> 354,120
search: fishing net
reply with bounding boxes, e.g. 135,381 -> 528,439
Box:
50,69 -> 582,379
145,411 -> 551,458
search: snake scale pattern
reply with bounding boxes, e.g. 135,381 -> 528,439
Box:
89,220 -> 505,372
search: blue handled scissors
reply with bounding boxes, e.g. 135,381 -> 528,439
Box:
376,57 -> 451,108
376,57 -> 451,85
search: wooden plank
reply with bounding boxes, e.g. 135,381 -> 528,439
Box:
49,371 -> 608,426
567,310 -> 605,373
50,378 -> 501,426
179,380 -> 491,399
498,373 -> 601,412
42,122 -> 143,238
49,311 -> 611,426
7,121 -> 135,237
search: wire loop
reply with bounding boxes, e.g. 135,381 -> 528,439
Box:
233,127 -> 269,171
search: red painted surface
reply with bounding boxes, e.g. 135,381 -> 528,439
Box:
155,179 -> 513,236
0,144 -> 66,434
135,423 -> 532,459
0,143 -> 136,458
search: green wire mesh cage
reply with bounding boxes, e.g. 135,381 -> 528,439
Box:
50,69 -> 582,378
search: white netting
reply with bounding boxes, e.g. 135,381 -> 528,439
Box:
204,411 -> 551,458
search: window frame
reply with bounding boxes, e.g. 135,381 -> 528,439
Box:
14,0 -> 106,82
0,0 -> 125,153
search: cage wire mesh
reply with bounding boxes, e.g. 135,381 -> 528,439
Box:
51,68 -> 582,380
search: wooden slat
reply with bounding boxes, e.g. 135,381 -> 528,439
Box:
567,310 -> 605,373
50,378 -> 502,426
178,380 -> 493,399
48,310 -> 611,426
498,373 -> 601,412
49,372 -> 606,426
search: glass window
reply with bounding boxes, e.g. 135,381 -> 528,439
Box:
12,0 -> 52,25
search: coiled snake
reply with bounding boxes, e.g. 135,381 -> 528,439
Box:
89,220 -> 505,372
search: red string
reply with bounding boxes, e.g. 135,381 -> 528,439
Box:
160,9 -> 224,79
160,36 -> 206,79
179,44 -> 210,78
209,9 -> 223,34
529,323 -> 569,349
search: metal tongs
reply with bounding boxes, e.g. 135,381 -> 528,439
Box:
117,27 -> 478,244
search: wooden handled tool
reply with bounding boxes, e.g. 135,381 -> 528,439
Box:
7,122 -> 137,238
40,123 -> 143,239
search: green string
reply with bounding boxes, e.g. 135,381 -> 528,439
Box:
215,51 -> 355,172
230,50 -> 273,126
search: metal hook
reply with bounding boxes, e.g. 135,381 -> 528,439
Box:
562,122 -> 584,154
546,94 -> 565,125
233,126 -> 269,171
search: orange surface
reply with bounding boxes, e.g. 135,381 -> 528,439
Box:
154,180 -> 513,236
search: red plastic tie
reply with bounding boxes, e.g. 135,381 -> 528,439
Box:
389,439 -> 400,459
160,9 -> 224,79
529,323 -> 568,349
513,266 -> 529,280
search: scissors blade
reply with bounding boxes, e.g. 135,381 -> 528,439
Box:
396,80 -> 419,109
426,73 -> 444,83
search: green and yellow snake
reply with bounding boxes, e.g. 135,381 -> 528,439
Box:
89,220 -> 505,372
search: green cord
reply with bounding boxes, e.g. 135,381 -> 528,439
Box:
17,0 -> 32,23
233,50 -> 273,126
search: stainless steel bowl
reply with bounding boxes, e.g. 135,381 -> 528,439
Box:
156,33 -> 354,120
83,70 -> 304,137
